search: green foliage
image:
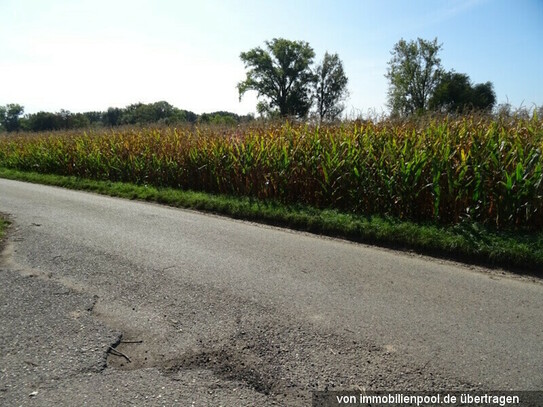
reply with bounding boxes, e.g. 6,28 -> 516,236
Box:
103,107 -> 123,126
1,167 -> 541,271
120,101 -> 177,125
0,104 -> 24,132
386,38 -> 443,116
471,82 -> 496,111
1,115 -> 541,232
83,111 -> 103,125
26,111 -> 62,131
429,72 -> 471,113
429,71 -> 496,113
108,102 -> 196,126
0,217 -> 6,239
25,110 -> 91,131
314,52 -> 349,122
3,102 -> 236,132
238,38 -> 316,118
69,112 -> 91,129
199,111 -> 253,126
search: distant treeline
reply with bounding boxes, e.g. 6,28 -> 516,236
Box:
0,101 -> 254,132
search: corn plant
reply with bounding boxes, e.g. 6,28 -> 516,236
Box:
1,115 -> 541,231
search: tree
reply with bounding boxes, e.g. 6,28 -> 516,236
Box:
238,38 -> 315,118
163,108 -> 187,125
385,38 -> 443,116
69,113 -> 91,129
429,71 -> 496,113
118,101 -> 189,125
471,82 -> 496,111
83,111 -> 104,126
121,103 -> 154,124
0,103 -> 24,132
150,101 -> 177,123
26,111 -> 62,131
313,52 -> 349,122
103,107 -> 123,126
0,106 -> 4,132
429,72 -> 471,113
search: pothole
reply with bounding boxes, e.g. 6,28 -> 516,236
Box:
101,288 -> 481,399
106,332 -> 282,396
164,348 -> 277,396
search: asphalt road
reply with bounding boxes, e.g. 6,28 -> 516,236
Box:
0,178 -> 542,406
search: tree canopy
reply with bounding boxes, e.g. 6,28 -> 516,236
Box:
385,37 -> 443,116
314,52 -> 349,122
0,104 -> 24,132
385,37 -> 498,117
238,38 -> 316,118
238,39 -> 351,120
470,82 -> 496,112
429,71 -> 496,113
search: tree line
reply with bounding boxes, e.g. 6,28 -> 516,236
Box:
0,36 -> 509,133
0,101 -> 254,133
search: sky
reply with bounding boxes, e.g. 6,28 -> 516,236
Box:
1,0 -> 542,116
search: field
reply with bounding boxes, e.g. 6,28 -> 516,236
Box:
1,115 -> 542,232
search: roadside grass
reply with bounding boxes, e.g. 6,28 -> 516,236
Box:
0,211 -> 8,248
0,217 -> 6,240
1,167 -> 541,274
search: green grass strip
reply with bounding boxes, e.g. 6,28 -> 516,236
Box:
0,167 -> 541,274
0,217 -> 6,240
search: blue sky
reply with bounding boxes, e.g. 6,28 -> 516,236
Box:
1,0 -> 541,116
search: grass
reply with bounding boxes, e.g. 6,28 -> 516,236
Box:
1,166 -> 541,274
0,214 -> 7,242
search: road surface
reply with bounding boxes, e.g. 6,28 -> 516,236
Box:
1,178 -> 542,406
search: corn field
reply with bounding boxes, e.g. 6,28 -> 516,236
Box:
0,115 -> 542,231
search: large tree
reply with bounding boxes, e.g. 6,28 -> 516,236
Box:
313,52 -> 349,122
385,37 -> 443,116
470,82 -> 496,112
428,72 -> 471,113
238,38 -> 316,118
429,71 -> 496,113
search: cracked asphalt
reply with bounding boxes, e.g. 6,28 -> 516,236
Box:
1,178 -> 542,406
